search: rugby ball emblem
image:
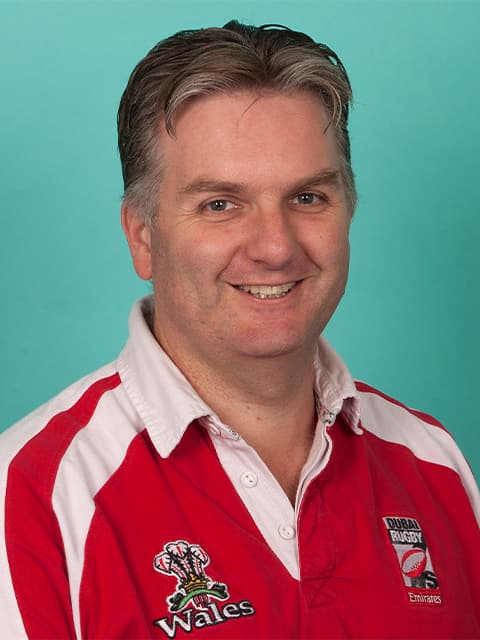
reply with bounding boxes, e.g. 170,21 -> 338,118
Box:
401,548 -> 427,578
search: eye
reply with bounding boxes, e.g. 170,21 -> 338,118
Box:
292,192 -> 325,206
204,199 -> 236,212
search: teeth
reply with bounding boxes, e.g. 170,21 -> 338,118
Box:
237,282 -> 296,299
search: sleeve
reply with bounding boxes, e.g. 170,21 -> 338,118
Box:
1,443 -> 77,639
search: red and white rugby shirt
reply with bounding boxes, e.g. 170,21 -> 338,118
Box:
1,296 -> 479,639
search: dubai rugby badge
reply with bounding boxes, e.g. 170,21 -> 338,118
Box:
152,540 -> 255,637
383,516 -> 442,605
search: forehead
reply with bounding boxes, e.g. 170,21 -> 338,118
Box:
159,90 -> 340,188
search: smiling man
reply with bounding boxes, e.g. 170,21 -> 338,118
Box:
1,21 -> 479,639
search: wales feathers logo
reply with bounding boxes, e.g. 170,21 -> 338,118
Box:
152,540 -> 255,637
153,540 -> 228,612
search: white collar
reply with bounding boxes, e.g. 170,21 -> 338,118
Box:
117,296 -> 361,458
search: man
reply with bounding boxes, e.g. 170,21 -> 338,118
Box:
1,20 -> 478,639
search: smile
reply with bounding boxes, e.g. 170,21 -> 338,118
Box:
235,282 -> 297,299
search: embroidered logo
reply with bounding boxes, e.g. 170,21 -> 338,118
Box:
154,540 -> 228,611
152,540 -> 255,637
383,516 -> 442,605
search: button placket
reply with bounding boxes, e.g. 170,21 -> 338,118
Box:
210,431 -> 300,577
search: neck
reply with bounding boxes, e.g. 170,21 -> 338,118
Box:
194,354 -> 315,431
156,329 -> 318,503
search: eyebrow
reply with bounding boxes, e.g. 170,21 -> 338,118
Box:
290,170 -> 341,192
179,170 -> 341,197
179,179 -> 246,196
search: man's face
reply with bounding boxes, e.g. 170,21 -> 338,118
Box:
126,90 -> 352,367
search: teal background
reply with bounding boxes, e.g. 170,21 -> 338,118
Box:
1,1 -> 478,478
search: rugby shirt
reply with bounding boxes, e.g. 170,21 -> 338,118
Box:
1,296 -> 479,639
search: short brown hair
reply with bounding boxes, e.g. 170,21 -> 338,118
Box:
118,20 -> 355,221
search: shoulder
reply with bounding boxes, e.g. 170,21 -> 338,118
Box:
1,360 -> 146,554
355,380 -> 446,432
0,362 -> 144,496
354,380 -> 480,524
1,364 -> 120,465
355,379 -> 459,461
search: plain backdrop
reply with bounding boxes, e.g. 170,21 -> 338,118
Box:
1,0 -> 478,478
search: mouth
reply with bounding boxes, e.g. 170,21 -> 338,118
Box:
234,282 -> 297,300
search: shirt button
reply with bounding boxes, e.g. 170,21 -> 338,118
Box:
278,525 -> 296,540
240,471 -> 258,488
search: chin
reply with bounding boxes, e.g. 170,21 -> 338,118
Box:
230,331 -> 313,360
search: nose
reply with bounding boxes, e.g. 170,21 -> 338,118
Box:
244,203 -> 298,269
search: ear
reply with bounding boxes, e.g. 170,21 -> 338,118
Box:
121,202 -> 152,280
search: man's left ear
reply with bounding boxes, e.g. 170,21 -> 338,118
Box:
121,203 -> 152,281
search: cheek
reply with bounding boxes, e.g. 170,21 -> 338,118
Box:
308,225 -> 350,271
333,239 -> 351,288
181,225 -> 240,275
151,228 -> 234,293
